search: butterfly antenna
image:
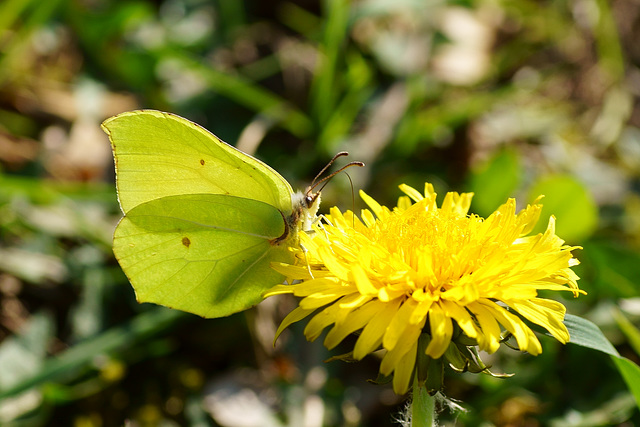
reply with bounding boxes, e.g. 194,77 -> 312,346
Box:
310,151 -> 349,189
314,162 -> 364,195
310,159 -> 365,194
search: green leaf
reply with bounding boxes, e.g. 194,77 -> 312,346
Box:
528,175 -> 598,242
565,314 -> 640,410
612,357 -> 640,409
564,314 -> 619,357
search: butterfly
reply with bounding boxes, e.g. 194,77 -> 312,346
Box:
103,110 -> 361,318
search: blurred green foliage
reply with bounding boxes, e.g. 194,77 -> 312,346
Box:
1,0 -> 640,425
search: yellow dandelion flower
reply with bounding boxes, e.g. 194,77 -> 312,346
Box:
264,183 -> 583,395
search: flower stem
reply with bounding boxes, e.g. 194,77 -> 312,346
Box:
411,378 -> 436,427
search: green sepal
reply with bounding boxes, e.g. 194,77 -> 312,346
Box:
368,372 -> 393,386
414,334 -> 444,395
444,342 -> 467,372
424,357 -> 444,395
325,351 -> 359,363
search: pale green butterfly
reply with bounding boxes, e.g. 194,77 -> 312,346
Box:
103,110 -> 361,318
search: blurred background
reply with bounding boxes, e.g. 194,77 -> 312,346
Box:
1,0 -> 639,425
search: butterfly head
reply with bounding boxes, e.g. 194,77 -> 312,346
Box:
299,187 -> 321,232
285,153 -> 364,239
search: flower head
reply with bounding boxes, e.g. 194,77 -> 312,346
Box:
265,183 -> 583,394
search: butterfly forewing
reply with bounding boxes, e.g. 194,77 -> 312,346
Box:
103,110 -> 294,214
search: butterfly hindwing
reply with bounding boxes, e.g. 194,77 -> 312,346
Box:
113,194 -> 295,318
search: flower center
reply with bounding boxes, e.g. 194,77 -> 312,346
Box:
375,200 -> 484,294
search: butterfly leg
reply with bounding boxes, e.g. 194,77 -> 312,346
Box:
298,242 -> 315,279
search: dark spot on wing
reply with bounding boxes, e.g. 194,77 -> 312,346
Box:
200,159 -> 205,165
182,237 -> 191,248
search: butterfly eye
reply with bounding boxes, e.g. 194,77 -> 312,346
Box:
305,194 -> 315,207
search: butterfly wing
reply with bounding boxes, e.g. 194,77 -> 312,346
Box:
102,110 -> 294,214
113,194 -> 295,318
103,110 -> 300,317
